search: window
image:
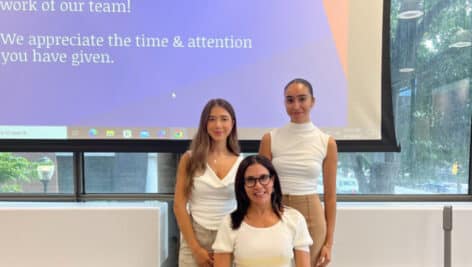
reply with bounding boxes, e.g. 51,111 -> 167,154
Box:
84,153 -> 177,194
0,152 -> 74,194
336,0 -> 471,194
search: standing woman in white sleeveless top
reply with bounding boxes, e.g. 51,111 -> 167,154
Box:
174,98 -> 243,267
259,79 -> 338,267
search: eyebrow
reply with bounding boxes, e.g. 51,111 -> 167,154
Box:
285,94 -> 308,98
245,174 -> 270,178
208,115 -> 230,118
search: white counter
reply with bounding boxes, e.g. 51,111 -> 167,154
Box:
0,201 -> 168,267
332,202 -> 472,267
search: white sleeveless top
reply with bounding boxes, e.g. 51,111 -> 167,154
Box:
270,122 -> 329,195
188,156 -> 243,230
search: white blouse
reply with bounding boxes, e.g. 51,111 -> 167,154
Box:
188,156 -> 242,230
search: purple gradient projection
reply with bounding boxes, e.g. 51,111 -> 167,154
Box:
0,0 -> 347,138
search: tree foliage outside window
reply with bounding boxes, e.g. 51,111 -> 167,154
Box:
339,0 -> 471,194
0,153 -> 38,192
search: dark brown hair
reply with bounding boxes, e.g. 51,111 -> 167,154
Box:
284,78 -> 314,97
230,155 -> 283,229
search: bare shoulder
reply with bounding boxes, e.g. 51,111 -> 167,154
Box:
327,136 -> 337,151
324,137 -> 338,164
261,132 -> 271,142
181,150 -> 192,160
174,151 -> 192,198
259,133 -> 272,160
177,150 -> 192,171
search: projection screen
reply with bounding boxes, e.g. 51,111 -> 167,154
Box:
0,0 -> 398,152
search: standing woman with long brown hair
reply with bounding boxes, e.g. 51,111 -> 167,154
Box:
174,98 -> 242,267
259,79 -> 338,267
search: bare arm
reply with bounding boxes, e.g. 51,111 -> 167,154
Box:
214,252 -> 232,267
173,151 -> 212,266
258,133 -> 272,160
294,249 -> 311,267
323,137 -> 337,247
317,137 -> 338,266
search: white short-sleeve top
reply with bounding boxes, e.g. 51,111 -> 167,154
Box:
270,122 -> 329,195
212,207 -> 313,267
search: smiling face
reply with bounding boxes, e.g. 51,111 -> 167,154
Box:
206,105 -> 234,142
284,82 -> 315,123
244,163 -> 274,207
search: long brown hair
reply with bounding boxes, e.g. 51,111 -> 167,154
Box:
184,98 -> 240,196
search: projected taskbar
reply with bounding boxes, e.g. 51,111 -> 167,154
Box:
1,126 -> 381,140
0,126 -> 197,140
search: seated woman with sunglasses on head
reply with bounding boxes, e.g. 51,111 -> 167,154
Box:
212,155 -> 312,267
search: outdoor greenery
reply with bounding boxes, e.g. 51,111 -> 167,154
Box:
0,153 -> 38,192
341,0 -> 471,194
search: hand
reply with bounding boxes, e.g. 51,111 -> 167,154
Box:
193,246 -> 214,267
315,244 -> 332,267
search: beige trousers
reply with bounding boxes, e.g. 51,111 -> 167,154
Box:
283,193 -> 327,267
178,218 -> 218,267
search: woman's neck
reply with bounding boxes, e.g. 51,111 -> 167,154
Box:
245,204 -> 279,227
210,141 -> 229,155
247,203 -> 273,216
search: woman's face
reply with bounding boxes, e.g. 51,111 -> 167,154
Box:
284,82 -> 315,123
244,163 -> 274,207
206,105 -> 234,142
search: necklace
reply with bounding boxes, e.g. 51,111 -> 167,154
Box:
209,153 -> 228,165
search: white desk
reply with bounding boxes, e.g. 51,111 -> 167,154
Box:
332,202 -> 472,267
0,201 -> 168,267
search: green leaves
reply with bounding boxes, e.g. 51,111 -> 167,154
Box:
0,153 -> 38,192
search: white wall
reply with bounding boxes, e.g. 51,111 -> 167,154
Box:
0,201 -> 168,267
451,205 -> 472,267
332,203 -> 472,267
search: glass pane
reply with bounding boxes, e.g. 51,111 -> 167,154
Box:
0,152 -> 74,193
84,153 -> 177,193
337,0 -> 471,195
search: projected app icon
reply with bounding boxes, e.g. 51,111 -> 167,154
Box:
173,129 -> 184,139
106,130 -> 115,137
88,128 -> 98,137
123,129 -> 132,138
140,130 -> 150,138
157,129 -> 167,138
71,129 -> 80,137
